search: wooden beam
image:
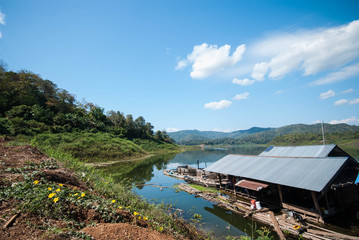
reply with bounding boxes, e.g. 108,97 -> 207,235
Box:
217,173 -> 222,189
324,193 -> 330,215
269,211 -> 286,240
311,191 -> 323,221
278,184 -> 283,207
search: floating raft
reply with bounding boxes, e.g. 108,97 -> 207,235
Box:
176,183 -> 359,240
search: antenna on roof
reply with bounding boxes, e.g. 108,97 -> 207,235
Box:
321,121 -> 326,145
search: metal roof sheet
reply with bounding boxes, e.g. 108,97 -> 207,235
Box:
235,179 -> 268,191
259,144 -> 336,158
204,154 -> 348,192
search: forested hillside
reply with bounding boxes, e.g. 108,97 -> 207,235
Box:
170,124 -> 359,145
0,64 -> 173,142
0,63 -> 180,162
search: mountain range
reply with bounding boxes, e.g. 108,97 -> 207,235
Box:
168,123 -> 359,145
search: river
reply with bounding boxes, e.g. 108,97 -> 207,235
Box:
99,145 -> 269,239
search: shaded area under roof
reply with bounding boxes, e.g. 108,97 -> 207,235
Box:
259,144 -> 336,158
204,154 -> 348,192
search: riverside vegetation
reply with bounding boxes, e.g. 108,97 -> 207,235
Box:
0,63 -> 209,239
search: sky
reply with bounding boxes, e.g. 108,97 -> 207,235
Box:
1,0 -> 359,132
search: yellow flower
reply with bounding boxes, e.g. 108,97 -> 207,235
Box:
143,217 -> 148,221
111,200 -> 116,203
134,212 -> 139,216
138,216 -> 141,220
53,197 -> 59,203
48,193 -> 56,198
33,180 -> 39,185
73,187 -> 77,190
55,188 -> 61,192
73,193 -> 79,196
59,183 -> 63,187
126,206 -> 131,208
118,206 -> 123,210
81,192 -> 85,197
294,225 -> 301,230
48,187 -> 52,191
159,226 -> 163,232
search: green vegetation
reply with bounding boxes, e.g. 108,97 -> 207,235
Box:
0,63 -> 174,144
0,140 -> 201,239
170,123 -> 359,148
187,184 -> 220,194
269,131 -> 359,158
31,132 -> 180,163
0,63 -> 180,164
0,63 -> 196,237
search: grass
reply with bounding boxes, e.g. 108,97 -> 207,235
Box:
25,138 -> 203,239
31,132 -> 182,163
187,184 -> 220,194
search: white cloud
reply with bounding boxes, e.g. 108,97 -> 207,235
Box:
341,88 -> 354,94
275,90 -> 283,95
175,59 -> 188,70
251,62 -> 269,81
233,92 -> 250,100
334,99 -> 348,106
349,98 -> 359,105
0,10 -> 5,25
204,99 -> 232,110
212,128 -> 232,133
166,127 -> 180,132
311,62 -> 359,86
250,20 -> 359,81
329,116 -> 359,125
177,43 -> 246,79
0,32 -> 2,39
232,78 -> 255,86
320,90 -> 335,99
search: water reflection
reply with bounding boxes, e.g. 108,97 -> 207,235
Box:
98,145 -> 268,239
98,153 -> 177,187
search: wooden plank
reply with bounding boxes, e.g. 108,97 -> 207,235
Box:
269,211 -> 286,240
282,203 -> 321,218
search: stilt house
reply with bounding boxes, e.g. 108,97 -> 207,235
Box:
204,144 -> 359,222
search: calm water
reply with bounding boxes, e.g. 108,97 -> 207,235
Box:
100,145 -> 269,239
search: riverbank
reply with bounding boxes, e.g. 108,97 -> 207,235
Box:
0,137 -> 202,239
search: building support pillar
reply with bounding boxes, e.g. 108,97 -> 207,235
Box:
311,191 -> 324,221
217,173 -> 222,189
278,184 -> 283,208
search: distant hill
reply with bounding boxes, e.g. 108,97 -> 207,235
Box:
168,123 -> 359,145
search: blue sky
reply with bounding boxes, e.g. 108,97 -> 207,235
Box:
1,0 -> 359,132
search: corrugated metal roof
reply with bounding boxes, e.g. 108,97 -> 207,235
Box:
235,179 -> 268,191
204,154 -> 348,192
259,144 -> 336,158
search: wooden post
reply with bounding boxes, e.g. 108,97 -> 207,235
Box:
324,192 -> 330,215
278,184 -> 283,208
217,173 -> 222,189
311,191 -> 323,221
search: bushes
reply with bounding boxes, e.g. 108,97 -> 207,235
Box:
32,132 -> 148,163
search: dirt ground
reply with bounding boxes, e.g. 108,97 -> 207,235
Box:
0,137 -> 175,240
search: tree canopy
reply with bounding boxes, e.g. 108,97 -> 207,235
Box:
0,64 -> 173,142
